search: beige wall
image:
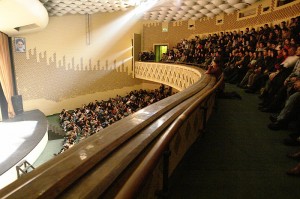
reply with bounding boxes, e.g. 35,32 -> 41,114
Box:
11,0 -> 300,115
12,10 -> 159,115
142,0 -> 300,51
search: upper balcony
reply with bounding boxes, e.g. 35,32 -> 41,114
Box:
0,61 -> 223,199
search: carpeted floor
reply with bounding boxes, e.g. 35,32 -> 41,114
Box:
168,84 -> 300,199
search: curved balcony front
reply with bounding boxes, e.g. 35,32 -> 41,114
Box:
0,62 -> 222,199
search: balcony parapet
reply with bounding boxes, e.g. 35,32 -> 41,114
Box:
134,61 -> 202,91
0,62 -> 222,199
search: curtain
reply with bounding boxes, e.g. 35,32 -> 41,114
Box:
0,32 -> 15,118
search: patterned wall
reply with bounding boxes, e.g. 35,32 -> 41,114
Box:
134,62 -> 201,91
12,11 -> 158,115
13,49 -> 138,102
142,0 -> 300,51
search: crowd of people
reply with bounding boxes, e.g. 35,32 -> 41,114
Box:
58,16 -> 300,175
159,16 -> 300,175
57,85 -> 173,154
138,51 -> 155,61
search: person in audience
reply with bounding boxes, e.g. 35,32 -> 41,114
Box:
245,51 -> 265,89
281,21 -> 288,30
256,42 -> 266,52
160,53 -> 167,62
227,50 -> 250,84
276,28 -> 284,44
205,59 -> 222,80
245,48 -> 277,93
263,23 -> 272,38
267,79 -> 300,130
283,38 -> 291,50
267,46 -> 300,130
259,46 -> 298,112
289,18 -> 299,41
238,51 -> 258,88
248,34 -> 257,50
286,153 -> 300,176
166,51 -> 175,62
223,49 -> 240,80
199,52 -> 213,69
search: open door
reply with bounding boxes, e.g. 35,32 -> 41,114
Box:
154,45 -> 168,62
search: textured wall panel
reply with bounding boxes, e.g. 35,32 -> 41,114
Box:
14,50 -> 137,101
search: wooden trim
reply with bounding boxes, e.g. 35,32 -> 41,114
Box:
115,75 -> 223,199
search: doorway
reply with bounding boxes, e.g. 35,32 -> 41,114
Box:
154,45 -> 168,62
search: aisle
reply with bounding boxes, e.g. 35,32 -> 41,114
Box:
168,84 -> 300,199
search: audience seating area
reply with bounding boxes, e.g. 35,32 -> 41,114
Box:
141,16 -> 300,175
3,15 -> 300,198
57,15 -> 300,179
58,86 -> 173,154
203,17 -> 300,175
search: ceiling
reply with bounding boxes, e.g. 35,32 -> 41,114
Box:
40,0 -> 259,22
0,0 -> 49,36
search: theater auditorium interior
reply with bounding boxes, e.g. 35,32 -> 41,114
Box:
0,0 -> 300,198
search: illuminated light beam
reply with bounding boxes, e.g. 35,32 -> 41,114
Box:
105,46 -> 133,61
83,0 -> 158,59
90,46 -> 133,71
107,56 -> 133,71
123,56 -> 133,63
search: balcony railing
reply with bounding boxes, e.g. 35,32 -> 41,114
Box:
0,62 -> 223,199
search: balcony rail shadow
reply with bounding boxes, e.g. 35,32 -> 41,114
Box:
0,61 -> 223,199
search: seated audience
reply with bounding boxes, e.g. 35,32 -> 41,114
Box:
57,87 -> 174,154
268,79 -> 300,130
258,46 -> 298,112
267,46 -> 300,130
138,51 -> 155,61
164,17 -> 300,176
57,16 -> 300,176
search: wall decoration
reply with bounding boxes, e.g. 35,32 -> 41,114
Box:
15,37 -> 26,52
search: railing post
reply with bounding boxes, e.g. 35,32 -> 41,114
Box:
16,160 -> 35,178
156,148 -> 171,198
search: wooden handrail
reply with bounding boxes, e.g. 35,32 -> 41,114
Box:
57,85 -> 215,198
115,75 -> 224,199
0,63 -> 218,199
